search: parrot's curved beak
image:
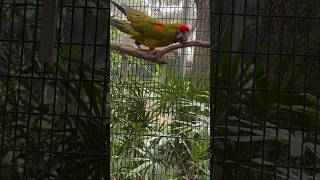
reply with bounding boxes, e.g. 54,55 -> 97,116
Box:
176,31 -> 189,44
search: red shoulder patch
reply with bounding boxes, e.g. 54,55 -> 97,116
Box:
153,23 -> 165,32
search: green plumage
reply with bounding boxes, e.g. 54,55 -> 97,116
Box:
111,1 -> 181,50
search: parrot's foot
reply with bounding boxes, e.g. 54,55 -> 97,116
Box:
152,50 -> 160,57
135,41 -> 142,49
179,41 -> 187,45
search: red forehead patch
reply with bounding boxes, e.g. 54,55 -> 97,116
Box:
153,23 -> 165,32
179,23 -> 189,32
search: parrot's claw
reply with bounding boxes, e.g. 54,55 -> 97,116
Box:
152,50 -> 160,57
134,41 -> 142,49
179,41 -> 187,45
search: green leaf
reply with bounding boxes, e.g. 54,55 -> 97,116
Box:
126,161 -> 152,178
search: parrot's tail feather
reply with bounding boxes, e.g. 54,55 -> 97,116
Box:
111,1 -> 127,15
110,18 -> 127,31
111,18 -> 140,38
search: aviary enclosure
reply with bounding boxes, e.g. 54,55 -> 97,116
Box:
0,0 -> 320,179
110,0 -> 210,179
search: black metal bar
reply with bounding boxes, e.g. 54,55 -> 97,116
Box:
223,1 -> 235,179
210,0 -> 219,177
235,0 -> 247,178
287,0 -> 299,178
39,0 -> 57,63
103,1 -> 111,179
273,0 -> 285,178
248,0 -> 260,178
7,0 -> 17,175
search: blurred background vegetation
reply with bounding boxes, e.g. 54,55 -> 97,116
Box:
213,0 -> 320,179
0,0 -> 109,179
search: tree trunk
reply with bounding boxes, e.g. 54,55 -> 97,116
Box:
192,0 -> 210,81
260,0 -> 318,54
260,0 -> 320,77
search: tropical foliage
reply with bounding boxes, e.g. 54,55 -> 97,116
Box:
0,0 -> 109,179
213,21 -> 320,179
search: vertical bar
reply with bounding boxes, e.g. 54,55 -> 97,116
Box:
249,0 -> 260,178
76,0 -> 88,156
60,0 -> 75,172
39,0 -> 58,63
19,0 -> 32,177
235,0 -> 247,178
301,0 -> 311,178
273,0 -> 285,178
160,64 -> 167,84
8,1 -> 17,175
223,0 -> 236,179
122,54 -> 128,81
231,0 -> 244,52
181,0 -> 189,78
49,0 -> 63,167
103,4 -> 111,179
0,0 -> 6,176
87,0 -> 100,174
287,0 -> 298,178
211,0 -> 222,179
260,0 -> 273,177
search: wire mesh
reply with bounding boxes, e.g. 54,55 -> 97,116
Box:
0,0 -> 109,179
110,0 -> 210,179
3,0 -> 318,179
212,0 -> 320,179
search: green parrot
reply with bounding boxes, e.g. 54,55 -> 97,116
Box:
111,1 -> 190,51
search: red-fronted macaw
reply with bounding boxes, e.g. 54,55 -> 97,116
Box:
111,1 -> 190,51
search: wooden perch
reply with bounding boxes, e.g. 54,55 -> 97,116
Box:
110,41 -> 210,64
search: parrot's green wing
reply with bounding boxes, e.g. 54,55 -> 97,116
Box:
111,18 -> 140,37
110,18 -> 142,42
124,8 -> 170,38
125,7 -> 161,25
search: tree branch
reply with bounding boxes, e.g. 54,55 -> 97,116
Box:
110,41 -> 210,64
